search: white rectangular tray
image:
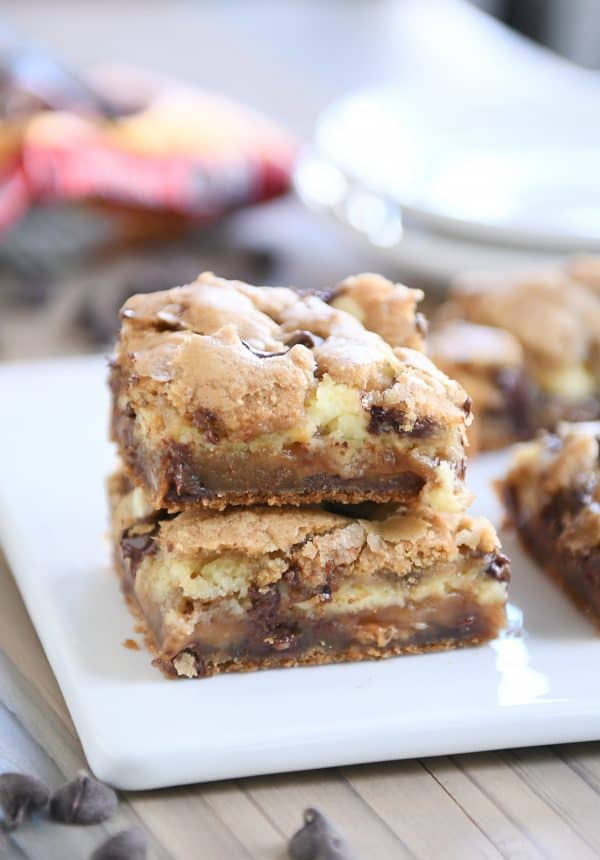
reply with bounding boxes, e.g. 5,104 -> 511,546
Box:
0,356 -> 598,790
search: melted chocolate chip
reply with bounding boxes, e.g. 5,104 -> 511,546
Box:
541,485 -> 593,531
240,340 -> 290,358
191,408 -> 220,444
121,522 -> 159,576
485,553 -> 511,583
248,585 -> 298,650
164,444 -> 207,502
367,407 -> 435,438
248,585 -> 281,628
285,330 -> 322,349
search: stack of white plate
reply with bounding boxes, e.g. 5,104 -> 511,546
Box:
295,23 -> 600,283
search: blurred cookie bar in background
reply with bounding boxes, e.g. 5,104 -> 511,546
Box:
432,258 -> 600,450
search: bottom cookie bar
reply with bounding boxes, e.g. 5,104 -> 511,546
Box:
109,472 -> 509,678
501,422 -> 600,620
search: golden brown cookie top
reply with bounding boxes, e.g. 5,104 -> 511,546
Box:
116,272 -> 469,440
328,272 -> 426,350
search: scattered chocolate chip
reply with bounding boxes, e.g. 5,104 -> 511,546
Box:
0,773 -> 49,830
289,808 -> 359,860
463,396 -> 473,417
91,827 -> 147,860
50,772 -> 118,825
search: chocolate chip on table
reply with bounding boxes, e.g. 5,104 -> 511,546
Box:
289,807 -> 360,860
50,772 -> 118,825
0,772 -> 50,830
91,826 -> 147,860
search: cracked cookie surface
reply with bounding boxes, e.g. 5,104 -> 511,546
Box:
111,272 -> 471,510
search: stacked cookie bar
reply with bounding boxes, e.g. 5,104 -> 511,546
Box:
108,273 -> 509,677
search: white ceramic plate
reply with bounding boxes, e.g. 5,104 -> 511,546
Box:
295,67 -> 600,280
0,356 -> 598,790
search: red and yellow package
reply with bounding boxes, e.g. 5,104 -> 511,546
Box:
0,120 -> 31,231
23,85 -> 296,221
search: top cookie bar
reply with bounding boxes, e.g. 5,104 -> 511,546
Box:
111,272 -> 471,511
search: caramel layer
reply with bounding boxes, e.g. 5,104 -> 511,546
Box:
164,594 -> 506,678
113,391 -> 440,510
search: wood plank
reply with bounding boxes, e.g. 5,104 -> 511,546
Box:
343,760 -> 502,860
454,751 -> 598,860
129,787 -> 253,860
202,780 -> 285,859
504,747 -> 600,854
245,768 -> 412,858
0,680 -> 170,860
556,742 -> 600,793
424,755 -> 546,859
0,555 -> 74,731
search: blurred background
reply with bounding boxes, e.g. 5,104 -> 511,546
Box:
1,0 -> 600,360
475,0 -> 600,67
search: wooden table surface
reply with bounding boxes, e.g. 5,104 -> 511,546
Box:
1,1 -> 600,857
